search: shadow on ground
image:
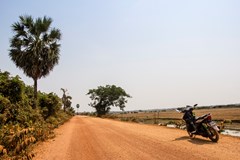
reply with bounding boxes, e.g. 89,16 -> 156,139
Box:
174,136 -> 217,145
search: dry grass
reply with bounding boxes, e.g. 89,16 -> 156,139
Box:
116,108 -> 240,121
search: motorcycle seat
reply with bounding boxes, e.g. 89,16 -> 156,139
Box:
195,113 -> 210,122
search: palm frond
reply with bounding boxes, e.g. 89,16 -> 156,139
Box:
49,28 -> 61,40
9,15 -> 61,80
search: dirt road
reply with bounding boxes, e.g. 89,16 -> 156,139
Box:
33,116 -> 240,160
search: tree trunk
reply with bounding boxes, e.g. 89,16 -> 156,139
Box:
33,78 -> 38,109
63,104 -> 66,112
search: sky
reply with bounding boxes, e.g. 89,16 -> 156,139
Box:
1,0 -> 240,112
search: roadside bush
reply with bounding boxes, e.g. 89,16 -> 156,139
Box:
0,96 -> 13,125
0,70 -> 73,160
0,72 -> 24,103
39,92 -> 62,119
15,103 -> 43,127
46,116 -> 59,127
0,109 -> 72,159
0,124 -> 35,158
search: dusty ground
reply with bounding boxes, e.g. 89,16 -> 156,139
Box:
33,116 -> 240,160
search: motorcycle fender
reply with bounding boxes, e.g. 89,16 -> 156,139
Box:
209,121 -> 219,131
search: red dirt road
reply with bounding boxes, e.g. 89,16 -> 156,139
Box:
33,116 -> 240,160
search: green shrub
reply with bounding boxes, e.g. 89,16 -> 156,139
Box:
0,96 -> 15,126
0,72 -> 24,104
39,92 -> 62,119
0,70 -> 73,159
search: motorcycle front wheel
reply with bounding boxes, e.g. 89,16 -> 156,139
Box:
187,130 -> 194,138
208,127 -> 219,142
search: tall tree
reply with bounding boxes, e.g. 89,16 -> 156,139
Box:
61,88 -> 72,112
87,85 -> 131,116
76,104 -> 80,114
9,15 -> 61,108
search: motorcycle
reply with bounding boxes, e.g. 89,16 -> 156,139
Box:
176,104 -> 219,142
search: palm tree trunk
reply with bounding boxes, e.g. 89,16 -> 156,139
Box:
33,78 -> 38,109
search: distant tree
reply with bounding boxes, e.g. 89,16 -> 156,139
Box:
76,104 -> 80,114
61,88 -> 67,111
65,96 -> 72,109
87,85 -> 131,116
61,88 -> 72,112
9,15 -> 61,108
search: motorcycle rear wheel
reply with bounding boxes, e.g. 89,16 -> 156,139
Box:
208,127 -> 219,142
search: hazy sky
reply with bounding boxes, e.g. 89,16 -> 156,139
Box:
1,0 -> 240,112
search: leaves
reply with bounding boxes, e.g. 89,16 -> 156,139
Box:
9,15 -> 61,109
9,15 -> 61,80
39,92 -> 61,119
0,71 -> 24,103
87,85 -> 131,116
61,89 -> 74,113
0,70 -> 73,159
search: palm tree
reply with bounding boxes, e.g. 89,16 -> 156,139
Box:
76,104 -> 80,114
9,15 -> 61,108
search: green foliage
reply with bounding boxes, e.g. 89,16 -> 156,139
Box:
0,95 -> 14,125
9,15 -> 62,108
39,92 -> 62,119
66,107 -> 75,116
45,110 -> 72,128
87,85 -> 131,116
15,102 -> 44,127
24,86 -> 34,107
0,70 -> 73,159
61,88 -> 72,112
0,71 -> 24,103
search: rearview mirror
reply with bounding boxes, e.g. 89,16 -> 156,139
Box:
175,109 -> 181,113
194,104 -> 198,107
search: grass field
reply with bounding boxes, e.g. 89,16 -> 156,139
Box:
116,108 -> 240,120
114,107 -> 240,130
